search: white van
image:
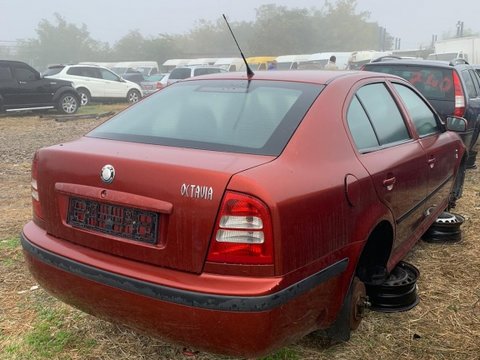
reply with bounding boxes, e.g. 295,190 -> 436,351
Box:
305,52 -> 353,70
162,59 -> 191,72
111,61 -> 159,76
275,54 -> 311,70
348,51 -> 392,69
213,58 -> 244,72
186,58 -> 219,66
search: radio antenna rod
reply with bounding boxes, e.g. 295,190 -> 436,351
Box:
222,14 -> 254,78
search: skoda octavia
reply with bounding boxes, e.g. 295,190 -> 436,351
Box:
22,70 -> 466,357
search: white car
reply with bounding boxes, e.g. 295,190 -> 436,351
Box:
44,64 -> 143,106
166,66 -> 226,85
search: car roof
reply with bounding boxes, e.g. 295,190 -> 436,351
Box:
365,58 -> 472,69
177,70 -> 400,85
0,60 -> 32,66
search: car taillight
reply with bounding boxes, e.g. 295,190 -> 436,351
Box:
156,82 -> 163,89
207,191 -> 273,265
453,71 -> 466,117
31,151 -> 44,224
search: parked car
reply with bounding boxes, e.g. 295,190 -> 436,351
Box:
363,58 -> 480,153
145,72 -> 168,86
121,71 -> 161,96
44,64 -> 143,106
143,72 -> 168,93
166,66 -> 226,85
22,70 -> 466,357
363,58 -> 480,201
0,60 -> 80,114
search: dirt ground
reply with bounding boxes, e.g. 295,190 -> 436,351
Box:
0,108 -> 479,360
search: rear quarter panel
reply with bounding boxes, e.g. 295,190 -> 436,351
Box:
228,76 -> 394,277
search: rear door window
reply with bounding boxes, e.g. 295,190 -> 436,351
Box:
347,83 -> 411,151
347,96 -> 379,150
169,68 -> 191,80
461,69 -> 477,98
393,83 -> 440,136
356,83 -> 411,145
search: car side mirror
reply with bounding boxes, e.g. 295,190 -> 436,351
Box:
445,116 -> 467,132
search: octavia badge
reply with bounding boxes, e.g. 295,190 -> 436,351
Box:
100,165 -> 115,184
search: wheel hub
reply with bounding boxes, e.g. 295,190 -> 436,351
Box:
350,277 -> 368,330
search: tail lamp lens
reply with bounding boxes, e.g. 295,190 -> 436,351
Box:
31,152 -> 44,221
453,71 -> 465,117
207,192 -> 273,265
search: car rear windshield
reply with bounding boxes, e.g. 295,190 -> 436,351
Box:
43,67 -> 64,76
88,79 -> 323,156
366,64 -> 454,101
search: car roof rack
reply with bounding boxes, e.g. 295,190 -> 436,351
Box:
449,58 -> 469,66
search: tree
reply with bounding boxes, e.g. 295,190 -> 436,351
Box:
314,0 -> 391,51
249,5 -> 317,55
16,14 -> 108,69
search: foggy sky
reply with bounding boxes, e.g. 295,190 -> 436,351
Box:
1,0 -> 478,50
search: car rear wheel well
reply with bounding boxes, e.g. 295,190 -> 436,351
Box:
355,221 -> 393,284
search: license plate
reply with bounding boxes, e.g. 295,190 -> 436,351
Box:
67,197 -> 159,244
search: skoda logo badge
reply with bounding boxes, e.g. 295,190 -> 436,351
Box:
100,165 -> 115,184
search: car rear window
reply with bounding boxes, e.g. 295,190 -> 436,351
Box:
88,79 -> 323,156
366,64 -> 454,101
43,67 -> 64,76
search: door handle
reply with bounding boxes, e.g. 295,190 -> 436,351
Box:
383,176 -> 396,190
427,157 -> 436,168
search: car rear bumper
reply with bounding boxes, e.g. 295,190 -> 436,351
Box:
21,221 -> 348,357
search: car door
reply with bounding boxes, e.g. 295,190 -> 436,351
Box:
391,82 -> 461,211
0,63 -> 17,106
10,63 -> 53,106
346,82 -> 428,250
66,67 -> 104,98
461,68 -> 480,147
98,68 -> 129,98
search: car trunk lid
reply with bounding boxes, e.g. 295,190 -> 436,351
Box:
37,137 -> 274,273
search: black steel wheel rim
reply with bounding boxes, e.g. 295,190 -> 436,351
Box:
365,261 -> 420,313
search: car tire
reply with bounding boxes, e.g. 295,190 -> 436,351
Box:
467,150 -> 477,169
127,89 -> 141,104
57,93 -> 79,114
77,88 -> 91,106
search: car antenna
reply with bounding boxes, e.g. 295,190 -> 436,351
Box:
222,14 -> 254,78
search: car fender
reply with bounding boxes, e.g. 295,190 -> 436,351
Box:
52,86 -> 80,102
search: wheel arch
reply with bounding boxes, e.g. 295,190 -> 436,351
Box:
53,86 -> 81,103
355,220 -> 394,283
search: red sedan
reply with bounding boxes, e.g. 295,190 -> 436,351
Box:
22,70 -> 466,357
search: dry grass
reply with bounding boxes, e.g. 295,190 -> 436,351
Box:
0,108 -> 479,359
